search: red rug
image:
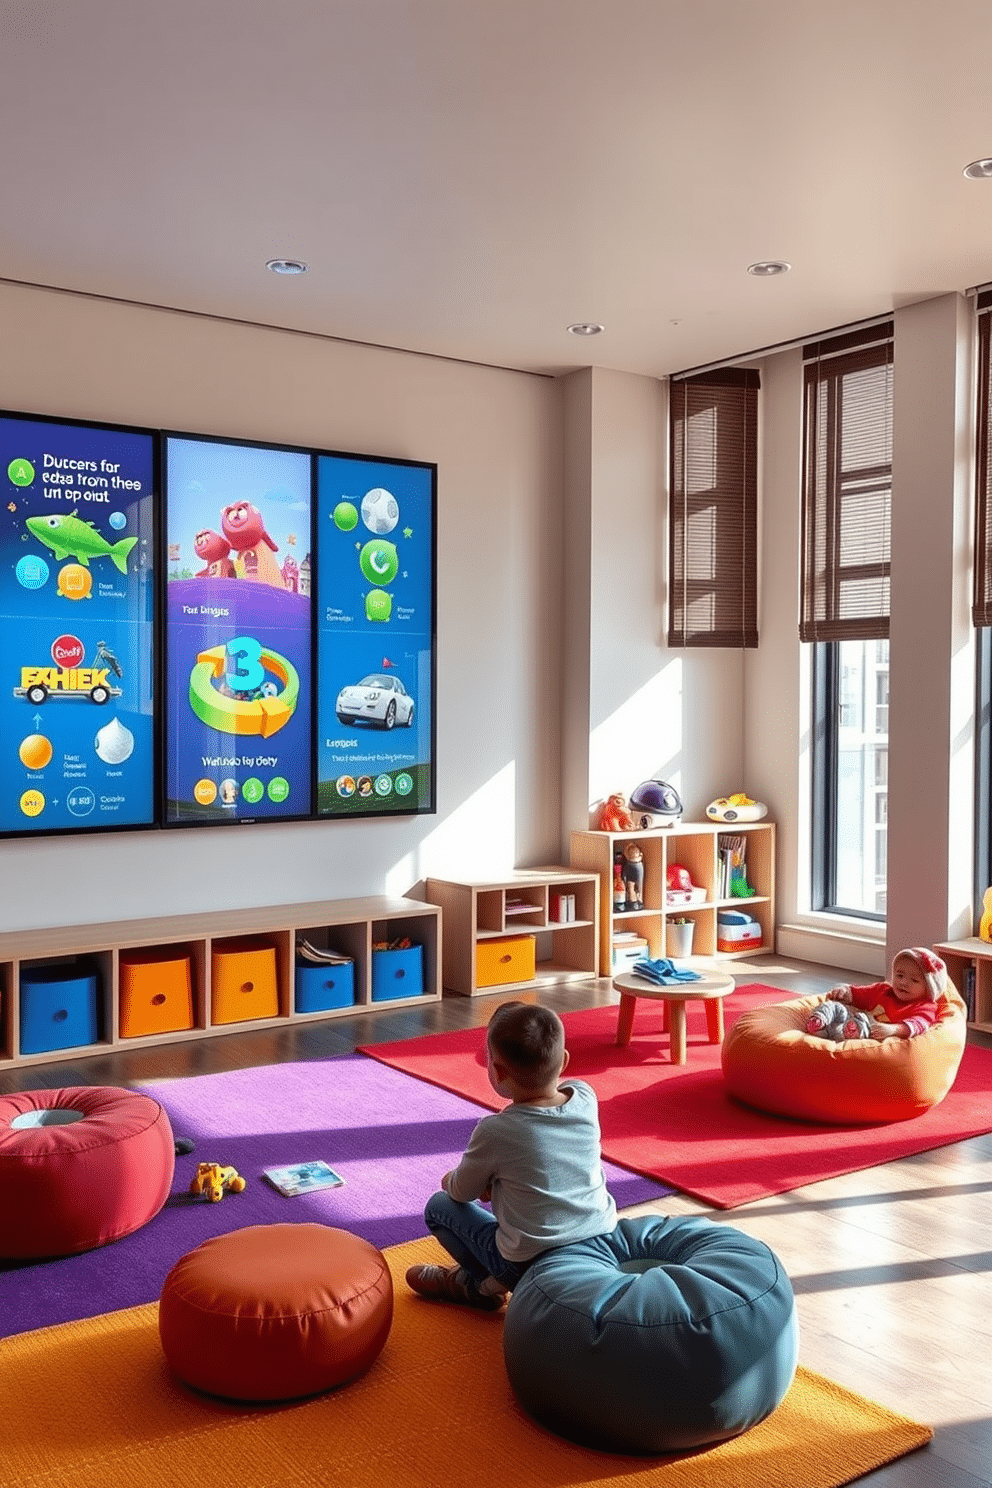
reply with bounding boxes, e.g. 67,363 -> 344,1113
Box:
359,984 -> 992,1208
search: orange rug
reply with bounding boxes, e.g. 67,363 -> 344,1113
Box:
0,1235 -> 932,1488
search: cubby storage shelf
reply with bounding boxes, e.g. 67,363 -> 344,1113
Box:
933,938 -> 992,1034
0,895 -> 440,1068
425,868 -> 600,997
570,821 -> 776,977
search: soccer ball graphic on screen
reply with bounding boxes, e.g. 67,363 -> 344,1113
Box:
361,487 -> 399,535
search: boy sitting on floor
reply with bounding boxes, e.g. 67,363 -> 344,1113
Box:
406,1000 -> 617,1310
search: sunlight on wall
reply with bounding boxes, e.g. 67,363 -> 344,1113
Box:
589,659 -> 683,808
415,762 -> 519,878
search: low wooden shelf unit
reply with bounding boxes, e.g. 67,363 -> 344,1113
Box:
425,868 -> 600,997
0,895 -> 441,1069
570,820 -> 776,977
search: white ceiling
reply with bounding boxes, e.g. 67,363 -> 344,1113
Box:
4,0 -> 992,380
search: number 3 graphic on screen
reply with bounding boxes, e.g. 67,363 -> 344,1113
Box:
188,639 -> 299,738
226,635 -> 265,693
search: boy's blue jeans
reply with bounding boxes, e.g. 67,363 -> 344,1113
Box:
424,1190 -> 531,1291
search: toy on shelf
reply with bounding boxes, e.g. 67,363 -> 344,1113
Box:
665,863 -> 706,907
628,779 -> 683,827
980,886 -> 992,942
613,852 -> 626,911
621,842 -> 644,910
598,792 -> 635,832
716,909 -> 762,952
189,1162 -> 247,1203
706,793 -> 767,823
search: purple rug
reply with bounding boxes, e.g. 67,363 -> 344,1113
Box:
0,1054 -> 671,1339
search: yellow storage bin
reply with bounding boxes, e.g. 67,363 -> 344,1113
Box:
476,935 -> 536,989
119,949 -> 194,1038
211,938 -> 279,1025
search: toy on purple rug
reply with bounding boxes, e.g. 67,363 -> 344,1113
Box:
805,1000 -> 873,1042
189,1162 -> 247,1202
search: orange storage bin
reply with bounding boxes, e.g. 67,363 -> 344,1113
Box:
211,938 -> 279,1025
476,934 -> 536,989
119,949 -> 194,1038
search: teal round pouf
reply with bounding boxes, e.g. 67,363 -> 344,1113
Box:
502,1214 -> 798,1455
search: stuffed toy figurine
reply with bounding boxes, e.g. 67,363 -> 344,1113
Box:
598,792 -> 635,832
621,842 -> 644,910
189,1162 -> 247,1202
805,1000 -> 873,1042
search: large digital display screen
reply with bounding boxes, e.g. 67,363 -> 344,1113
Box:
0,411 -> 157,837
315,454 -> 435,817
163,435 -> 313,824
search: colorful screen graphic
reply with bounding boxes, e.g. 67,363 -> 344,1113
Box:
315,454 -> 435,816
0,412 -> 156,837
164,435 -> 313,824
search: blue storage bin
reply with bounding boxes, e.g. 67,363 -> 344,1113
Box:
371,944 -> 424,1001
295,959 -> 356,1012
20,964 -> 99,1054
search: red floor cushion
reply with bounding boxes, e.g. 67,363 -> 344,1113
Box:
721,987 -> 968,1124
159,1224 -> 394,1401
0,1085 -> 175,1259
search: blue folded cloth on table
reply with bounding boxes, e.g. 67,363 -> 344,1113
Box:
631,957 -> 702,985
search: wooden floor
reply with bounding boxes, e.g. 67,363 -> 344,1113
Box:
3,952 -> 991,1487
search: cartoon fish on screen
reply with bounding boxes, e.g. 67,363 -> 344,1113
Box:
26,513 -> 138,574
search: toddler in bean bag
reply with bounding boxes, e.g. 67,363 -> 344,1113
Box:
806,947 -> 946,1043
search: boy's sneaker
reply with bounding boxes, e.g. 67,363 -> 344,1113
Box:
405,1263 -> 505,1311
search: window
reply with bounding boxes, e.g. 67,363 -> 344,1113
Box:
668,368 -> 759,648
804,323 -> 893,919
812,639 -> 889,918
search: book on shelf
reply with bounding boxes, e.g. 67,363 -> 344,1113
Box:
263,1161 -> 345,1197
717,835 -> 746,898
296,938 -> 353,966
505,897 -> 538,916
549,892 -> 577,922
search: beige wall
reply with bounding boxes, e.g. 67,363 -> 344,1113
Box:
0,282 -> 566,931
560,366 -> 745,832
0,284 -> 743,938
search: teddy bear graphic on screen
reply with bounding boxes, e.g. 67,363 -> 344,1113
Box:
193,528 -> 236,578
221,501 -> 280,584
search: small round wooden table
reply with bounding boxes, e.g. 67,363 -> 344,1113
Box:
612,970 -> 735,1064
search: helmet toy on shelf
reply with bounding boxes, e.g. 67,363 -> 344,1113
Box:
628,779 -> 683,828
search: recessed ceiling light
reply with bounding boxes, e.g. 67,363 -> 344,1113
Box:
266,258 -> 308,275
567,322 -> 604,336
747,260 -> 791,277
963,159 -> 992,180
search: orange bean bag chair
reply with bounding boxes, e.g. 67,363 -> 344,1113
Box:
721,986 -> 968,1124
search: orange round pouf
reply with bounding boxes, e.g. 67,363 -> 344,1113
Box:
159,1224 -> 394,1401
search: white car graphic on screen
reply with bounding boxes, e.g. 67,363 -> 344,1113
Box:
335,674 -> 415,730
